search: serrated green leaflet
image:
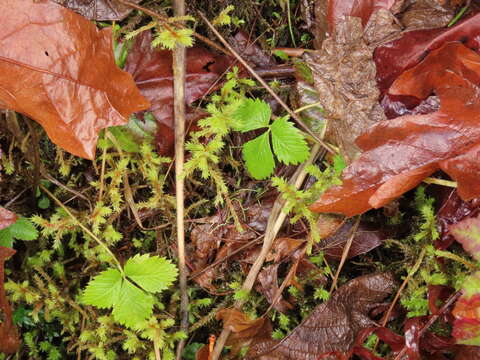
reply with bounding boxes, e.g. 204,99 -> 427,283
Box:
8,217 -> 38,241
233,98 -> 271,132
112,280 -> 154,329
0,228 -> 13,248
125,254 -> 178,293
82,269 -> 123,309
270,116 -> 309,165
243,132 -> 275,180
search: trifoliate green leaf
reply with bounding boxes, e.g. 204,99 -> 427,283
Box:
8,217 -> 38,241
82,269 -> 123,309
242,132 -> 275,180
112,280 -> 154,329
270,116 -> 309,165
233,98 -> 271,132
125,254 -> 178,293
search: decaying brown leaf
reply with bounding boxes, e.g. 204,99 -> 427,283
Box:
246,273 -> 396,359
305,17 -> 386,162
312,42 -> 480,216
0,0 -> 149,159
318,218 -> 387,260
0,246 -> 19,354
399,0 -> 456,29
54,0 -> 141,21
188,199 -> 272,292
0,208 -> 16,231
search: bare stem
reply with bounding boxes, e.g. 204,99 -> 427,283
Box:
210,144 -> 324,360
173,0 -> 188,358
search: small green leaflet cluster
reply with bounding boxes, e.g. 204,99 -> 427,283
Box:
124,18 -> 195,50
450,216 -> 480,345
233,98 -> 310,180
82,254 -> 178,329
0,217 -> 38,248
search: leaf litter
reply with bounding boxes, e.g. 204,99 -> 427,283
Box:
3,0 -> 480,358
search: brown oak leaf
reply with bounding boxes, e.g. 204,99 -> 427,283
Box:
0,0 -> 149,159
246,272 -> 396,360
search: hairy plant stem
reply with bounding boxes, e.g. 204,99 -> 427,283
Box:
173,0 -> 188,358
210,144 -> 324,360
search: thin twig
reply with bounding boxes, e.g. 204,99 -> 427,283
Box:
198,11 -> 335,155
173,0 -> 188,358
374,247 -> 426,352
210,144 -> 324,360
330,216 -> 361,292
115,0 -> 230,56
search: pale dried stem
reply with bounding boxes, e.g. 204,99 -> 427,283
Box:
173,0 -> 188,358
330,216 -> 361,292
210,144 -> 324,360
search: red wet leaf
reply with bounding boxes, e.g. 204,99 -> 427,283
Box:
455,345 -> 480,359
0,208 -> 16,231
436,189 -> 480,250
311,42 -> 480,217
0,246 -> 19,354
54,0 -> 141,21
0,0 -> 149,159
246,273 -> 396,360
327,0 -> 396,33
124,31 -> 231,155
374,13 -> 480,95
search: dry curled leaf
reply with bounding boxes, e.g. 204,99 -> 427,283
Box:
306,17 -> 386,162
0,246 -> 19,354
54,0 -> 141,21
311,42 -> 480,216
247,272 -> 396,360
399,0 -> 455,29
0,0 -> 149,159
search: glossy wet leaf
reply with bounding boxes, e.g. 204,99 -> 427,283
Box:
374,13 -> 480,95
246,273 -> 396,359
311,42 -> 480,216
0,0 -> 149,159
